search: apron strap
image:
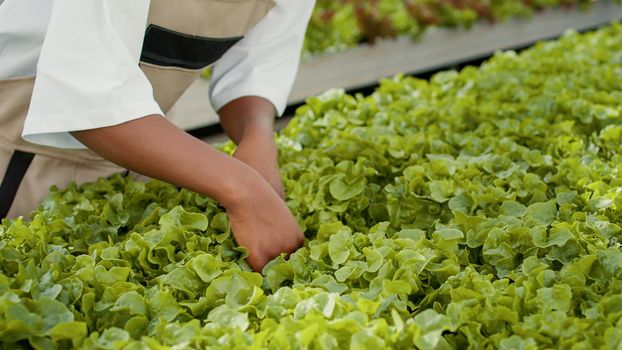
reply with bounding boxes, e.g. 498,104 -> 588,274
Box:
0,150 -> 35,218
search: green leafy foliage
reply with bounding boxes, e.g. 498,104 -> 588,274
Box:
303,0 -> 618,56
2,23 -> 622,349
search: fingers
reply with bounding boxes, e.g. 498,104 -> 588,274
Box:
247,254 -> 268,273
246,230 -> 304,272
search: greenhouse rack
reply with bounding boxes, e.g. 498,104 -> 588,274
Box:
164,0 -> 622,140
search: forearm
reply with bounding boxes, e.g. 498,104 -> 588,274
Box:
71,115 -> 251,207
218,96 -> 276,144
218,96 -> 284,198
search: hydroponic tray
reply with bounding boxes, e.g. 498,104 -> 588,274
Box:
166,0 -> 622,135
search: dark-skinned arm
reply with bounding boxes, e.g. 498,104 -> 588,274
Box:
71,115 -> 303,271
218,96 -> 285,198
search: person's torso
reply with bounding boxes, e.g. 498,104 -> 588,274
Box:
140,0 -> 275,112
0,0 -> 275,112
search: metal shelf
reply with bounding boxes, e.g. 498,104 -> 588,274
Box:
166,0 -> 622,135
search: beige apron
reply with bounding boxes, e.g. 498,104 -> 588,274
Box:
0,0 -> 275,218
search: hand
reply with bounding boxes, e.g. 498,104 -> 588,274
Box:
234,135 -> 286,199
224,166 -> 303,272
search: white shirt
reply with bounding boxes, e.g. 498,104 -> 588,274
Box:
0,0 -> 314,149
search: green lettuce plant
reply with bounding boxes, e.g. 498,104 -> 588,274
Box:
303,0 -> 615,56
1,23 -> 622,349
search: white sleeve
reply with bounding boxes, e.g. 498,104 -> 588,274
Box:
22,0 -> 163,149
209,0 -> 315,116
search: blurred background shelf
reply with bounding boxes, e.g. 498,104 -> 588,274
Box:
166,0 -> 622,139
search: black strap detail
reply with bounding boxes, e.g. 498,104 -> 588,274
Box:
141,24 -> 242,70
0,150 -> 35,218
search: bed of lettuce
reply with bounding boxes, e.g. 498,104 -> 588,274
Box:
302,0 -> 616,56
2,23 -> 622,349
